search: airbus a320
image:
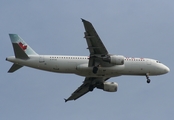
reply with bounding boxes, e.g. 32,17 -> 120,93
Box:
6,19 -> 170,102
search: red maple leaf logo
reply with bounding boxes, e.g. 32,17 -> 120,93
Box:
18,42 -> 27,50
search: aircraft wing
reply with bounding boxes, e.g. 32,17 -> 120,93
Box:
82,19 -> 111,67
82,19 -> 108,55
64,77 -> 109,102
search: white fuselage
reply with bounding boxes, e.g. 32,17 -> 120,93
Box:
6,55 -> 169,78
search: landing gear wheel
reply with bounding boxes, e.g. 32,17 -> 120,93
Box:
147,79 -> 151,84
93,66 -> 98,74
145,73 -> 151,84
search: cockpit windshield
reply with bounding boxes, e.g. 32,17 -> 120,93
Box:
156,60 -> 161,63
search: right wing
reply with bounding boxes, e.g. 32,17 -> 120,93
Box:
64,77 -> 109,102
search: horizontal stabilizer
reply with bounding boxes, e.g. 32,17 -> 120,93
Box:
8,64 -> 23,73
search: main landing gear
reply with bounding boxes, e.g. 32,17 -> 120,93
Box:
146,73 -> 151,84
93,65 -> 100,74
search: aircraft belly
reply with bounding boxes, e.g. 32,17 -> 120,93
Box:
47,60 -> 77,73
75,65 -> 125,77
121,62 -> 146,75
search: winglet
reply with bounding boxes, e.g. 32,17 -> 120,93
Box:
81,18 -> 85,22
81,18 -> 89,23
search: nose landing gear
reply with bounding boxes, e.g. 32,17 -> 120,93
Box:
146,73 -> 151,83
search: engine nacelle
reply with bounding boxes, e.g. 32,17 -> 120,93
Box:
97,81 -> 118,92
103,82 -> 118,92
103,55 -> 124,65
110,55 -> 124,65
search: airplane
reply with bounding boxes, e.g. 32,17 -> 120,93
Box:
6,19 -> 170,102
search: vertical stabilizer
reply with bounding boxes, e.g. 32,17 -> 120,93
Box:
7,34 -> 39,72
9,34 -> 38,58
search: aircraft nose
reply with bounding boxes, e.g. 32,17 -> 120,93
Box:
164,66 -> 170,73
163,65 -> 170,74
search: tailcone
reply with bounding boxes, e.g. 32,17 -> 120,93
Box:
6,56 -> 16,62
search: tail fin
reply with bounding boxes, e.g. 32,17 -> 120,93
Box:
9,34 -> 38,59
7,34 -> 38,73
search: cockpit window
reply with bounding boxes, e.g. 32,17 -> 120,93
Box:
156,61 -> 161,63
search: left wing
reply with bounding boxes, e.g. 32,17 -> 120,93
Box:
82,19 -> 112,67
64,77 -> 109,102
82,19 -> 108,56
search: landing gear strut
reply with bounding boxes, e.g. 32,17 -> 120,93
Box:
146,73 -> 151,84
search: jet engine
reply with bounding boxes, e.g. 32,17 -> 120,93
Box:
96,81 -> 118,92
103,55 -> 124,65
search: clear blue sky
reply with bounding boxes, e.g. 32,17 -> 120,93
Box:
1,0 -> 174,120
